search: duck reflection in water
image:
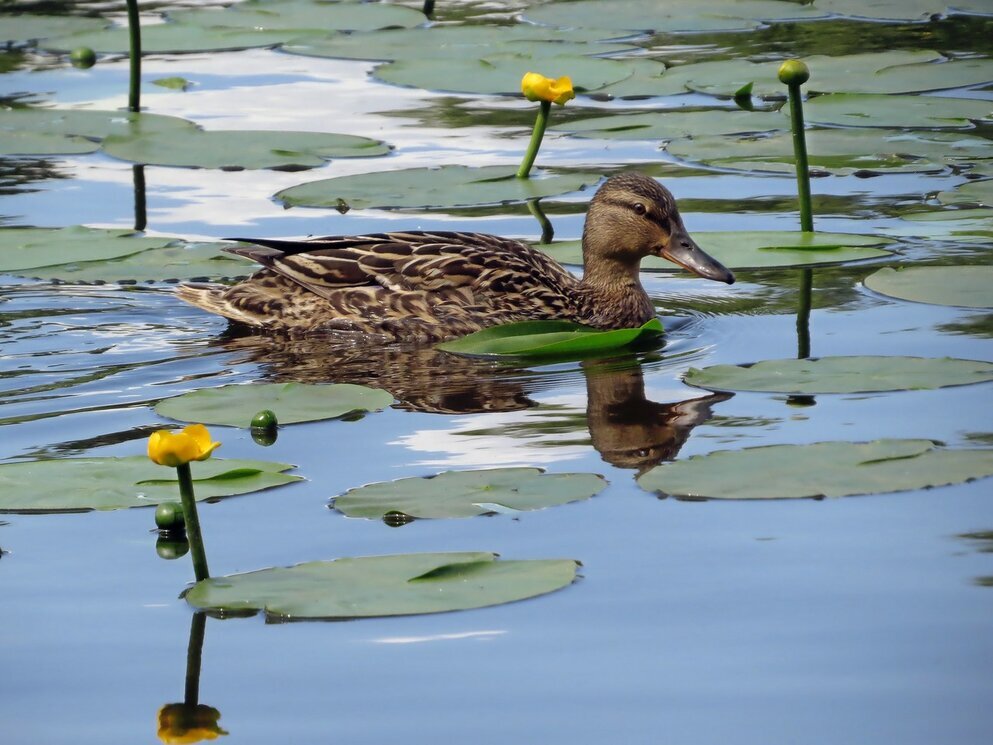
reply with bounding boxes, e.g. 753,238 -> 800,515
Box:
212,330 -> 731,473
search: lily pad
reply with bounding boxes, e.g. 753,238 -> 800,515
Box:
864,266 -> 993,308
169,0 -> 426,33
684,355 -> 993,394
813,0 -> 993,21
526,0 -> 827,32
375,53 -> 635,96
0,456 -> 301,513
42,24 -> 305,55
883,208 -> 993,243
21,243 -> 256,284
554,109 -> 786,140
538,232 -> 892,270
276,165 -> 601,210
437,319 -> 664,358
938,179 -> 993,207
1,14 -> 108,44
102,128 -> 389,170
333,468 -> 607,520
0,226 -> 178,273
0,130 -> 99,156
668,128 -> 993,175
184,551 -> 580,620
796,94 -> 993,129
155,383 -> 394,427
0,108 -> 198,140
637,439 -> 993,500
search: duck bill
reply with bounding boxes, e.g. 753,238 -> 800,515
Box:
658,230 -> 735,284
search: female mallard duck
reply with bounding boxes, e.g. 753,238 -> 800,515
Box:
177,172 -> 734,341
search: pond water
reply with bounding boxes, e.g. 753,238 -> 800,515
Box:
2,2 -> 993,744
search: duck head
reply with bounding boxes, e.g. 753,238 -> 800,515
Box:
582,172 -> 735,284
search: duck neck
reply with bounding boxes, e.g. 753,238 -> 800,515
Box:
578,252 -> 655,328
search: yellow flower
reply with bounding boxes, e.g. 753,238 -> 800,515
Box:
148,424 -> 221,467
521,72 -> 575,105
157,703 -> 228,744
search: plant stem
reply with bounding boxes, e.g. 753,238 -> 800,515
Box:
517,100 -> 551,179
184,613 -> 206,706
176,463 -> 210,582
527,198 -> 554,244
422,0 -> 435,17
133,165 -> 146,231
796,268 -> 812,359
786,82 -> 812,232
126,0 -> 141,112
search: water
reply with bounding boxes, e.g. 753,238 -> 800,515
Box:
2,4 -> 993,744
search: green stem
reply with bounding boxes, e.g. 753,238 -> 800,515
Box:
422,0 -> 435,17
133,165 -> 146,232
796,268 -> 812,359
126,0 -> 141,112
526,198 -> 554,244
184,613 -> 206,706
176,463 -> 209,582
517,100 -> 551,179
786,82 -> 812,232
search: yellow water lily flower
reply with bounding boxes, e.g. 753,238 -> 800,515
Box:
157,703 -> 228,744
147,424 -> 221,467
521,72 -> 575,105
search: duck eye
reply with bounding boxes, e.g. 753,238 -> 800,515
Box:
633,202 -> 647,216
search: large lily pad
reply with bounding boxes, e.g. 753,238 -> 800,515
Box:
797,94 -> 993,129
184,552 -> 580,620
883,208 -> 993,243
637,439 -> 993,500
42,24 -> 306,55
102,128 -> 389,170
864,266 -> 993,309
169,0 -> 425,33
276,165 -> 601,210
938,179 -> 993,207
0,130 -> 99,156
538,232 -> 892,270
668,128 -> 993,175
812,0 -> 993,21
0,108 -> 197,140
21,243 -> 256,284
526,0 -> 828,32
0,456 -> 301,513
333,468 -> 608,520
1,14 -> 108,44
554,109 -> 786,141
155,383 -> 394,427
0,226 -> 178,273
437,319 -> 664,358
684,356 -> 993,394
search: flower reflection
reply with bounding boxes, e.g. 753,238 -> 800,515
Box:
157,703 -> 228,744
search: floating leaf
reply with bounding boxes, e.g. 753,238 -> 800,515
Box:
102,128 -> 389,170
438,319 -> 663,358
796,94 -> 993,129
0,226 -> 177,272
538,231 -> 892,270
526,0 -> 827,32
43,24 -> 305,54
554,109 -> 786,140
333,467 -> 607,520
684,356 -> 993,394
0,108 -> 198,140
813,0 -> 993,22
0,456 -> 300,513
153,76 -> 191,91
0,130 -> 99,156
21,243 -> 256,284
1,14 -> 108,44
276,165 -> 600,210
637,440 -> 993,500
155,383 -> 394,427
169,0 -> 425,33
882,208 -> 993,243
864,267 -> 993,309
938,179 -> 993,207
184,552 -> 580,619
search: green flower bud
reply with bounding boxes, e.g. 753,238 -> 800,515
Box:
778,59 -> 810,86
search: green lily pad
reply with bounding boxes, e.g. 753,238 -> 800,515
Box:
813,0 -> 993,21
169,0 -> 425,33
0,108 -> 198,140
938,179 -> 993,207
276,165 -> 600,210
0,130 -> 100,156
437,319 -> 664,358
0,456 -> 301,513
883,208 -> 993,243
184,551 -> 580,620
20,243 -> 256,284
0,226 -> 178,273
42,24 -> 304,55
333,467 -> 607,520
102,128 -> 389,170
1,14 -> 108,44
375,53 -> 635,96
538,232 -> 892,270
864,266 -> 993,309
637,439 -> 993,500
155,383 -> 394,427
796,94 -> 993,129
153,77 -> 192,91
526,0 -> 827,32
554,109 -> 786,140
284,25 -> 632,63
668,128 -> 993,175
684,355 -> 993,394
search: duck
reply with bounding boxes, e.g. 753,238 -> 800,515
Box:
177,172 -> 734,342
